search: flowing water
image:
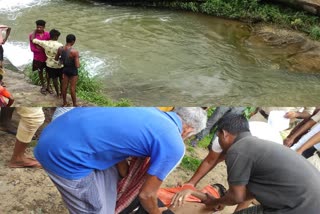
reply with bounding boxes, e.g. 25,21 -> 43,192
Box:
1,0 -> 319,105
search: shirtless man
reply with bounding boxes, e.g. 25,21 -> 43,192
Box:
0,24 -> 11,68
55,34 -> 80,106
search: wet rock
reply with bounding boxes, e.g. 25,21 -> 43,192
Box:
269,0 -> 320,15
249,25 -> 320,73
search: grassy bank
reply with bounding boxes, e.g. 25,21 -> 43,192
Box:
26,62 -> 132,106
109,0 -> 320,40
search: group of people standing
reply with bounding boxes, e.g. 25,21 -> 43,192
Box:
30,20 -> 80,107
0,20 -> 80,107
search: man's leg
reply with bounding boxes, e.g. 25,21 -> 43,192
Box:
69,75 -> 78,107
38,69 -> 45,91
61,75 -> 69,106
9,107 -> 44,168
0,107 -> 16,134
59,75 -> 63,97
46,166 -> 119,214
0,45 -> 3,68
52,77 -> 59,97
45,67 -> 53,94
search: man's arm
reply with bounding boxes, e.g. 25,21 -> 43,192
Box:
32,39 -> 48,50
187,150 -> 223,186
1,88 -> 14,107
73,50 -> 80,68
284,111 -> 312,120
203,184 -> 251,212
297,131 -> 320,154
139,174 -> 164,214
284,119 -> 317,147
2,27 -> 11,44
29,33 -> 42,53
171,189 -> 207,208
6,96 -> 14,107
55,47 -> 62,61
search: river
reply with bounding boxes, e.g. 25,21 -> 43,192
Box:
1,0 -> 319,105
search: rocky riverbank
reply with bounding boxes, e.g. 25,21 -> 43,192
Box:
248,24 -> 320,73
2,63 -> 93,107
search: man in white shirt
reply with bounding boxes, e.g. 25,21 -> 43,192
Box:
33,29 -> 63,97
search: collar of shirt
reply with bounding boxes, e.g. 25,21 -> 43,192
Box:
233,131 -> 252,144
163,111 -> 182,133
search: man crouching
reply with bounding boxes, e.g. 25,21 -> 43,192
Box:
34,107 -> 207,214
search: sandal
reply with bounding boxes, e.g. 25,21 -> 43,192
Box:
40,87 -> 47,95
8,161 -> 42,169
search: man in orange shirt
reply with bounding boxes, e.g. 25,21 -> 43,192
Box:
0,74 -> 14,107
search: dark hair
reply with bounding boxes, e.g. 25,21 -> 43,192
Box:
0,74 -> 3,81
66,34 -> 76,43
35,20 -> 46,26
216,113 -> 249,135
49,29 -> 61,40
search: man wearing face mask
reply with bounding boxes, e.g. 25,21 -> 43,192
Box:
34,107 -> 207,214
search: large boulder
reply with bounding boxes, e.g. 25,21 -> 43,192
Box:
247,25 -> 320,73
270,0 -> 320,15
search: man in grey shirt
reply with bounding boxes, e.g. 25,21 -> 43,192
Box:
204,113 -> 320,214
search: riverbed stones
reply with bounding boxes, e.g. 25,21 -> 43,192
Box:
249,25 -> 320,73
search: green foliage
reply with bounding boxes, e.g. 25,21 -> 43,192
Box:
180,2 -> 199,12
244,107 -> 257,119
162,0 -> 320,41
309,26 -> 320,40
186,146 -> 195,153
197,132 -> 214,148
180,155 -> 201,171
291,18 -> 303,29
77,91 -> 132,106
26,65 -> 41,86
76,63 -> 101,93
207,107 -> 216,117
25,62 -> 132,106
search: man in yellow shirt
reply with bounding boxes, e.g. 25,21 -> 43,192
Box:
33,29 -> 63,97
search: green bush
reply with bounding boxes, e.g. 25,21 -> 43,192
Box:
310,26 -> 320,40
161,0 -> 320,40
180,155 -> 202,171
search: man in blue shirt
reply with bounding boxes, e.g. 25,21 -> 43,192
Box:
34,107 -> 207,214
